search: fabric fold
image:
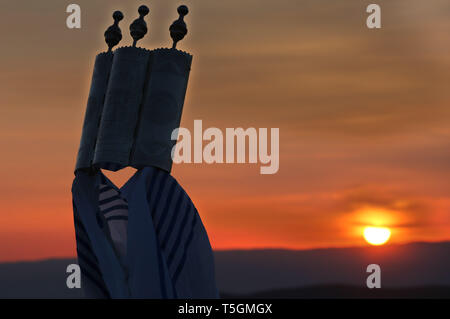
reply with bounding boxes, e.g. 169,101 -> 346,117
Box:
72,167 -> 219,299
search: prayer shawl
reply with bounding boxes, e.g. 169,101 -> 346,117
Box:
72,166 -> 219,298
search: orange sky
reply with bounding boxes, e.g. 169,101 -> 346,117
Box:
1,0 -> 450,262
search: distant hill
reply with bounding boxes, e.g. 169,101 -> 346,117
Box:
0,259 -> 82,298
0,241 -> 449,298
215,241 -> 450,295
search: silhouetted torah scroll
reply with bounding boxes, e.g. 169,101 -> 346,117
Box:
75,6 -> 192,173
72,6 -> 219,299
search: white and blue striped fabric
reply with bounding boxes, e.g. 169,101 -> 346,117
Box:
72,166 -> 219,298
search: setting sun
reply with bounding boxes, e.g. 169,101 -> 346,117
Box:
363,226 -> 391,246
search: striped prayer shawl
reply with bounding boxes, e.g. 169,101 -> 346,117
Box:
72,166 -> 219,298
98,181 -> 128,259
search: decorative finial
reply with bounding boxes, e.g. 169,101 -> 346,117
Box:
169,5 -> 189,49
104,11 -> 124,52
130,5 -> 150,47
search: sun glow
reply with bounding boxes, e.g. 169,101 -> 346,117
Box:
363,226 -> 391,246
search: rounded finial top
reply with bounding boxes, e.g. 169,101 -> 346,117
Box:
130,5 -> 150,47
105,10 -> 124,52
177,5 -> 189,17
170,5 -> 189,49
113,10 -> 124,22
138,5 -> 149,17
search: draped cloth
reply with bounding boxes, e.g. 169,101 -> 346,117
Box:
72,166 -> 219,298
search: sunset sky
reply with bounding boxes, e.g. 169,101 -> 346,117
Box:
1,0 -> 450,262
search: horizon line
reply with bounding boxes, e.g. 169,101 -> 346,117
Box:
1,239 -> 449,264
